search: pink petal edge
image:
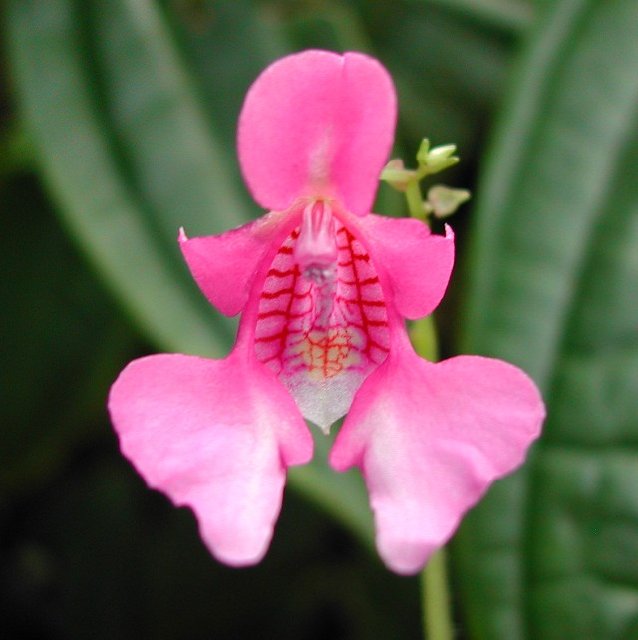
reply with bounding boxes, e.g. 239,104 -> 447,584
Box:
108,351 -> 312,566
330,348 -> 544,574
353,215 -> 455,319
238,50 -> 397,216
179,214 -> 288,316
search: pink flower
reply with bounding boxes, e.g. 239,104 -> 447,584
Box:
108,50 -> 544,575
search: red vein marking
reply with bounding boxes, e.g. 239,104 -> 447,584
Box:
347,320 -> 389,331
257,309 -> 306,320
267,268 -> 296,277
256,327 -> 303,343
260,287 -> 294,299
336,296 -> 385,307
304,327 -> 353,378
255,334 -> 285,343
340,277 -> 380,286
340,227 -> 391,361
337,254 -> 370,267
345,230 -> 367,338
369,341 -> 390,353
272,260 -> 302,360
366,319 -> 389,327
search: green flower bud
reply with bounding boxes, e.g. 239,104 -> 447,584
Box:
427,185 -> 471,218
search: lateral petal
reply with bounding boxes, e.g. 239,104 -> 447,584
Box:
179,214 -> 287,316
108,351 -> 312,566
354,214 -> 455,319
330,349 -> 544,574
238,50 -> 397,216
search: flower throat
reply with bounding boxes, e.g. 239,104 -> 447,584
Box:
253,200 -> 390,430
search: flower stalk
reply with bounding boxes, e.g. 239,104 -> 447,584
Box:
422,548 -> 454,640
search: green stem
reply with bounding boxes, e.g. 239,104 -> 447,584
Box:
406,180 -> 425,219
422,549 -> 454,640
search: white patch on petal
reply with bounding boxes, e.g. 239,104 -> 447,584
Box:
284,368 -> 366,434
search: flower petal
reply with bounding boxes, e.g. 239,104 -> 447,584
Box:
330,349 -> 544,574
238,50 -> 396,216
108,351 -> 312,566
179,214 -> 286,316
354,215 -> 455,319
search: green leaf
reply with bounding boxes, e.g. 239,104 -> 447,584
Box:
413,0 -> 534,34
455,0 -> 638,638
160,0 -> 289,154
7,0 -> 237,357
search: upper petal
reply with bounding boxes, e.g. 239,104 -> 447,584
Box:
108,351 -> 312,566
353,214 -> 455,319
179,213 -> 288,316
330,348 -> 544,574
238,50 -> 397,216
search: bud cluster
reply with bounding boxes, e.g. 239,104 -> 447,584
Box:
380,138 -> 470,221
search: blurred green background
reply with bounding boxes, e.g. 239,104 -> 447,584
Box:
2,1 -> 637,638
